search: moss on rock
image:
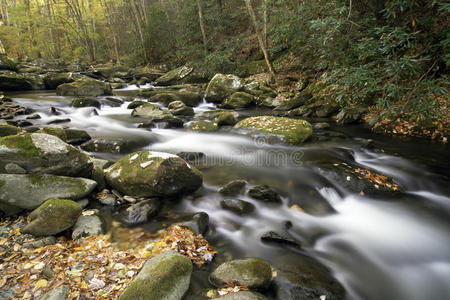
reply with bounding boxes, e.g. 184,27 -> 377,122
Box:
189,120 -> 218,132
223,92 -> 254,109
0,124 -> 22,137
235,116 -> 313,144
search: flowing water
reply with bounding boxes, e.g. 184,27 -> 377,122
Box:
7,89 -> 450,300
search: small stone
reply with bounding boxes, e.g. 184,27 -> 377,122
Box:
260,231 -> 302,247
219,179 -> 247,196
4,163 -> 27,174
220,199 -> 255,215
248,185 -> 281,203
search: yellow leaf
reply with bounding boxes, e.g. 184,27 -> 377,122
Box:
412,19 -> 416,27
33,279 -> 48,292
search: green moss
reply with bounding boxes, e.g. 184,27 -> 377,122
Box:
223,92 -> 254,109
37,127 -> 67,141
235,116 -> 313,144
0,179 -> 5,189
26,174 -> 87,195
0,124 -> 22,137
189,120 -> 218,132
71,98 -> 101,108
0,134 -> 42,156
216,112 -> 237,126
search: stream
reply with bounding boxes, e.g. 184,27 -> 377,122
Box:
6,88 -> 450,300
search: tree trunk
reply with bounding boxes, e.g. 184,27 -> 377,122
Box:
244,0 -> 275,80
131,0 -> 148,62
197,0 -> 207,53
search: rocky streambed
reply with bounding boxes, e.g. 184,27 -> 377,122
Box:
0,60 -> 449,300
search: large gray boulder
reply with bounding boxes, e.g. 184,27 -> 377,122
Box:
0,133 -> 92,177
210,258 -> 273,290
21,198 -> 82,236
0,174 -> 96,213
105,151 -> 203,198
56,78 -> 112,96
119,251 -> 193,300
205,74 -> 244,103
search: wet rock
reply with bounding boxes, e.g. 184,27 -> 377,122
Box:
0,123 -> 21,137
47,118 -> 71,125
336,107 -> 368,124
0,133 -> 92,177
43,72 -> 82,89
127,100 -> 147,109
22,198 -> 82,236
0,173 -> 95,215
248,185 -> 281,203
260,231 -> 301,248
105,151 -> 203,197
210,258 -> 273,289
183,270 -> 214,300
4,162 -> 27,174
212,291 -> 268,300
6,119 -> 33,127
120,199 -> 160,226
173,212 -> 209,235
221,199 -> 255,215
189,120 -> 218,132
56,78 -> 112,97
37,127 -> 91,145
274,98 -> 304,111
219,179 -> 247,196
223,92 -> 254,109
205,74 -> 244,103
119,251 -> 192,300
36,284 -> 69,300
91,166 -> 106,191
81,139 -> 129,154
171,105 -> 194,116
71,98 -> 101,109
76,199 -> 90,209
216,111 -> 237,126
235,116 -> 313,144
26,114 -> 41,120
154,65 -> 194,86
273,254 -> 345,300
255,97 -> 284,109
139,116 -> 184,129
72,212 -> 105,239
177,152 -> 206,162
0,71 -> 34,91
139,85 -> 202,107
313,122 -> 330,130
131,103 -> 172,121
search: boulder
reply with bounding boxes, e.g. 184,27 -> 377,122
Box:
154,65 -> 194,86
0,71 -> 34,91
131,103 -> 172,121
120,199 -> 161,226
223,92 -> 254,109
219,179 -> 247,196
212,291 -> 268,300
216,111 -> 237,126
127,100 -> 147,109
37,127 -> 91,145
248,185 -> 281,203
0,56 -> 18,71
36,285 -> 69,300
172,212 -> 209,236
105,151 -> 203,197
119,251 -> 193,300
234,116 -> 313,144
0,174 -> 96,212
71,98 -> 101,109
72,213 -> 105,239
189,120 -> 218,132
210,258 -> 273,289
139,85 -> 202,107
43,72 -> 82,89
273,98 -> 304,111
21,199 -> 82,236
221,199 -> 255,215
56,78 -> 112,97
0,133 -> 92,177
0,124 -> 22,137
205,74 -> 244,103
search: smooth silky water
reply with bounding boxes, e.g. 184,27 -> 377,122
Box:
7,88 -> 450,300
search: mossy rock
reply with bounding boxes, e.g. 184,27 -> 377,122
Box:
220,199 -> 255,215
119,251 -> 193,300
0,56 -> 18,71
205,74 -> 244,103
189,120 -> 218,132
105,151 -> 203,197
56,78 -> 112,97
223,92 -> 254,109
131,103 -> 172,121
0,124 -> 22,137
216,111 -> 237,126
0,71 -> 33,91
127,100 -> 147,109
0,133 -> 92,177
219,179 -> 247,196
21,198 -> 82,236
43,72 -> 82,89
210,258 -> 273,289
234,116 -> 313,144
37,127 -> 91,145
139,86 -> 202,107
71,97 -> 101,109
154,65 -> 194,86
0,174 -> 97,211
